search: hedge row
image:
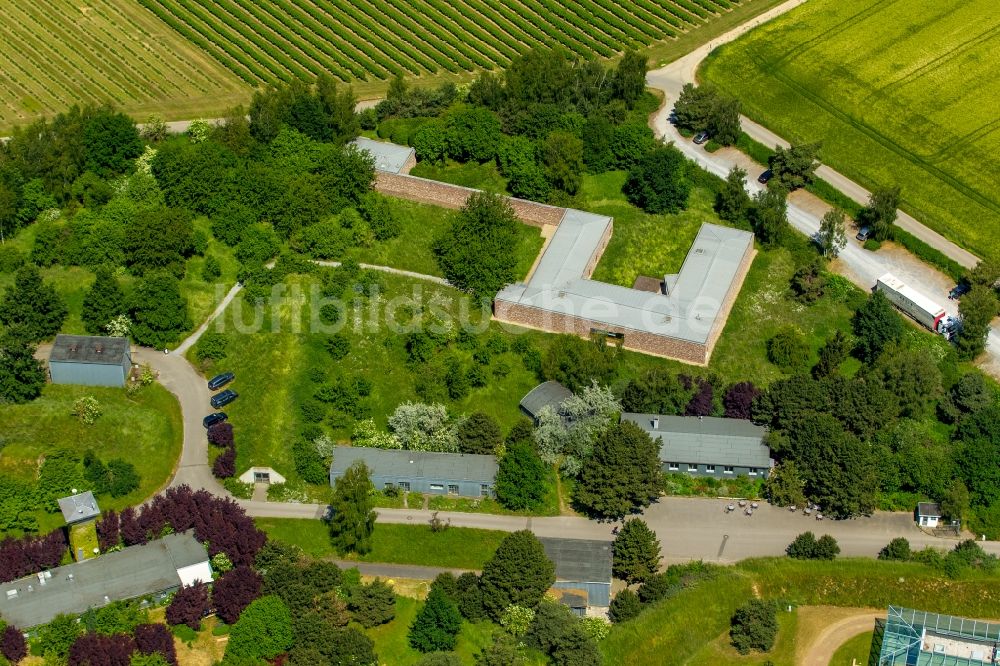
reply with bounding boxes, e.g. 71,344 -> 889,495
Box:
688,0 -> 723,16
519,0 -> 612,57
478,0 -> 578,55
460,0 -> 538,53
252,0 -> 382,79
892,228 -> 967,283
673,0 -> 711,20
323,0 -> 439,74
368,0 -> 468,72
659,0 -> 701,26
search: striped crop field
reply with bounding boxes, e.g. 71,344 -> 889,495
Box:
0,0 -> 247,133
702,0 -> 1000,260
136,0 -> 751,85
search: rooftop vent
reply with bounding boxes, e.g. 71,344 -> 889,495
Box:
95,344 -> 104,354
694,248 -> 705,255
69,344 -> 79,353
5,590 -> 16,599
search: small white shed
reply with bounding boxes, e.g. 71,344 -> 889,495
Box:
917,502 -> 942,528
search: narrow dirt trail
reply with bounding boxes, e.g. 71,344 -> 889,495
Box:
800,610 -> 880,666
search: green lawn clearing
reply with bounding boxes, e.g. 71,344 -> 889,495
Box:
830,630 -> 875,666
701,0 -> 1000,260
256,519 -> 505,570
687,607 -> 797,666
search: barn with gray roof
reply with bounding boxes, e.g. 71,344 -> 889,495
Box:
329,446 -> 497,498
621,413 -> 772,478
519,381 -> 573,423
48,335 -> 131,387
538,537 -> 612,614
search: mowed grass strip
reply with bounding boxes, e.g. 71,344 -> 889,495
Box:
255,518 -> 506,569
701,0 -> 1000,259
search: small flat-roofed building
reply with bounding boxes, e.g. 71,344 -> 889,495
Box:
352,137 -> 416,174
0,533 -> 210,629
621,413 -> 771,478
329,446 -> 498,498
57,492 -> 100,526
917,502 -> 943,528
49,335 -> 131,387
877,605 -> 1000,665
519,381 -> 573,423
538,537 -> 612,615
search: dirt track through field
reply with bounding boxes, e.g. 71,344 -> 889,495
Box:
799,608 -> 880,666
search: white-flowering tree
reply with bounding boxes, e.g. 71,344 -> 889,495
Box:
135,145 -> 158,175
534,382 -> 620,476
104,314 -> 131,338
351,419 -> 401,449
387,402 -> 458,452
187,119 -> 212,143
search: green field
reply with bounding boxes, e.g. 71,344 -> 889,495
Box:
0,383 -> 183,533
0,0 -> 247,133
701,0 -> 1000,259
830,630 -> 875,666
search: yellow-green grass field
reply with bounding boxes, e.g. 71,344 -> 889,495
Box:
0,383 -> 183,533
701,0 -> 1000,259
830,629 -> 875,666
0,0 -> 247,134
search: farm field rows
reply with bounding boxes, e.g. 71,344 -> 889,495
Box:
0,0 -> 247,133
701,0 -> 1000,259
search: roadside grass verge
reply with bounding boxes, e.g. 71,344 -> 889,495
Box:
256,518 -> 505,569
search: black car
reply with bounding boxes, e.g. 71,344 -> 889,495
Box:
210,389 -> 239,409
949,283 -> 970,300
203,412 -> 228,428
757,169 -> 772,184
693,131 -> 710,145
208,372 -> 235,391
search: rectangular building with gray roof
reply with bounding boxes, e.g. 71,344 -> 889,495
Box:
519,381 -> 573,423
58,492 -> 100,526
0,533 -> 210,629
538,537 -> 612,612
495,220 -> 755,365
329,446 -> 498,498
621,413 -> 771,478
352,137 -> 416,174
49,335 -> 131,387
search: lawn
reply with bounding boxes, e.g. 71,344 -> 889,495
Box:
830,630 -> 875,666
687,607 -> 798,666
701,0 -> 1000,260
0,382 -> 183,534
602,558 -> 1000,665
256,519 -> 506,569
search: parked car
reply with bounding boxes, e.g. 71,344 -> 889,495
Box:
208,372 -> 235,391
757,169 -> 772,184
203,412 -> 228,428
211,389 -> 239,409
856,225 -> 872,241
948,283 -> 970,300
693,131 -> 710,145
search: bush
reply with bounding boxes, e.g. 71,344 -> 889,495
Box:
786,532 -> 839,560
730,599 -> 778,654
608,588 -> 642,623
166,583 -> 209,630
201,255 -> 222,281
767,328 -> 809,371
195,332 -> 228,362
863,239 -> 882,251
349,579 -> 396,627
212,447 -> 237,479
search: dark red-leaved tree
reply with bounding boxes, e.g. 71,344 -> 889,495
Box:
134,623 -> 178,665
684,378 -> 714,416
212,447 -> 236,479
96,509 -> 121,552
137,494 -> 168,540
68,633 -> 135,666
119,506 -> 147,546
207,422 -> 234,448
0,531 -> 67,583
160,485 -> 198,533
723,381 -> 761,420
1,625 -> 27,664
165,583 -> 210,630
211,565 -> 263,624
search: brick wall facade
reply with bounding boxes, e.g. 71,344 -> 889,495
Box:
374,173 -> 566,228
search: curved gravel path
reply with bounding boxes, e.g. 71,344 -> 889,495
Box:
801,611 -> 880,666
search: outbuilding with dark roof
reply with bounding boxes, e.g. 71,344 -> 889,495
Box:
519,381 -> 573,423
57,492 -> 100,526
48,335 -> 131,387
538,537 -> 612,613
621,413 -> 771,478
329,446 -> 498,498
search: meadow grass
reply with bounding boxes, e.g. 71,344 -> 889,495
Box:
830,630 -> 875,666
701,0 -> 1000,259
687,608 -> 798,666
0,383 -> 183,533
255,518 -> 505,569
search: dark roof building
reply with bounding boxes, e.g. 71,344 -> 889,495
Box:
519,381 -> 573,422
49,335 -> 131,387
57,492 -> 100,525
329,446 -> 498,498
917,502 -> 944,528
0,533 -> 211,628
621,413 -> 772,478
538,537 -> 612,612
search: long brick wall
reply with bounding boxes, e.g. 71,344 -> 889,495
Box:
374,172 -> 566,228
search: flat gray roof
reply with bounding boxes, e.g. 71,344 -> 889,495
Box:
50,335 -> 129,366
497,221 -> 754,344
352,137 -> 414,174
621,413 -> 771,468
330,446 -> 498,484
0,533 -> 208,628
537,537 -> 612,585
58,492 -> 100,525
917,502 -> 941,517
519,381 -> 573,418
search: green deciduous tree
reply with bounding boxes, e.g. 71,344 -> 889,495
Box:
0,329 -> 47,404
542,131 -> 584,195
716,166 -> 752,226
0,264 -> 68,342
225,595 -> 293,661
956,285 -> 997,360
750,185 -> 788,246
408,585 -> 463,653
767,327 -> 810,371
763,461 -> 807,508
124,208 -> 194,277
817,208 -> 848,258
730,600 -> 778,654
623,144 -> 691,214
480,530 -> 555,620
128,272 -> 190,348
852,291 -> 905,364
348,578 -> 396,628
611,50 -> 648,108
329,461 -> 376,555
878,537 -> 912,561
859,185 -> 901,242
612,518 -> 661,584
574,421 -> 663,519
83,106 -> 142,178
495,440 -> 548,511
434,192 -> 520,300
82,266 -> 126,335
768,142 -> 821,190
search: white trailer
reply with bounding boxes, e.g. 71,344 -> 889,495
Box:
875,273 -> 949,335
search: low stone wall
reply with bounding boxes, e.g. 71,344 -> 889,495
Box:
374,172 -> 566,228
